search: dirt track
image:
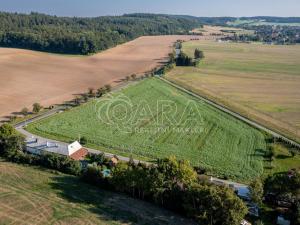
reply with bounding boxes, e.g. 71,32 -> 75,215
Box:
0,35 -> 196,121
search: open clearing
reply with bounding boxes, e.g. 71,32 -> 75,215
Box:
27,78 -> 266,181
166,40 -> 300,142
0,35 -> 200,122
0,160 -> 195,225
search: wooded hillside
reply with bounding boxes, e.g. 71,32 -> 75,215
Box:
0,12 -> 200,54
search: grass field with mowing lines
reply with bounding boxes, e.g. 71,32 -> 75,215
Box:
0,160 -> 195,225
27,78 -> 266,181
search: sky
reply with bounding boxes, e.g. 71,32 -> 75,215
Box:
1,0 -> 300,17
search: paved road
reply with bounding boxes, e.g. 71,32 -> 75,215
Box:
14,106 -> 65,128
159,77 -> 300,148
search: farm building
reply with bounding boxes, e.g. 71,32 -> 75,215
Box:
25,137 -> 88,160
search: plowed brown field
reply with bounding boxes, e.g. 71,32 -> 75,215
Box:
0,35 -> 197,121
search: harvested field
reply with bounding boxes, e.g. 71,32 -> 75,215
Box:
191,25 -> 253,37
0,160 -> 196,225
166,40 -> 300,142
0,35 -> 199,122
27,78 -> 266,181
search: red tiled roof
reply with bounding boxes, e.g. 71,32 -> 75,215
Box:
70,148 -> 88,161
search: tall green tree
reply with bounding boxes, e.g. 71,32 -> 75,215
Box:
249,179 -> 264,205
183,184 -> 248,225
21,107 -> 29,116
32,103 -> 42,113
0,124 -> 25,156
194,49 -> 204,59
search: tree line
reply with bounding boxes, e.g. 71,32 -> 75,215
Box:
82,156 -> 247,225
0,12 -> 201,55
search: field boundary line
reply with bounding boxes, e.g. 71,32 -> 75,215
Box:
158,76 -> 300,148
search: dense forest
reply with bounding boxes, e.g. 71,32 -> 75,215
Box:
0,12 -> 201,54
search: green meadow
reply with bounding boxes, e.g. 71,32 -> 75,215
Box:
27,78 -> 266,181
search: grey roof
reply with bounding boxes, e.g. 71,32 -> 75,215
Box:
25,137 -> 70,156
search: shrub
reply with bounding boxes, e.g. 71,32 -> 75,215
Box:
183,184 -> 247,225
194,49 -> 204,59
88,88 -> 95,98
40,153 -> 81,175
104,84 -> 112,92
131,74 -> 137,80
96,87 -> 104,97
80,136 -> 87,145
32,103 -> 43,113
21,107 -> 29,116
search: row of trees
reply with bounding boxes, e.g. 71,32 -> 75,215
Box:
0,12 -> 201,55
21,103 -> 43,116
82,156 -> 248,225
73,84 -> 112,107
8,103 -> 44,122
